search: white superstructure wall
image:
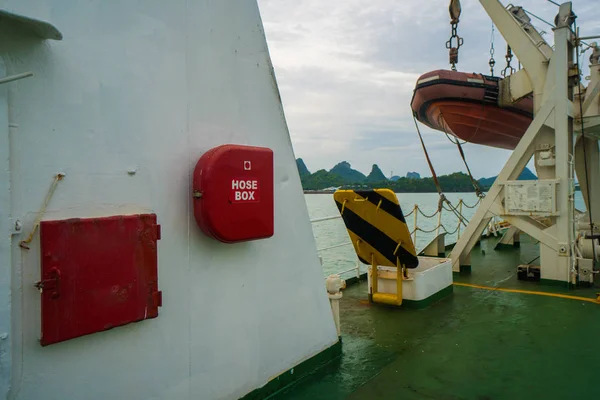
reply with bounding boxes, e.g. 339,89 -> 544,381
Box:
0,1 -> 338,399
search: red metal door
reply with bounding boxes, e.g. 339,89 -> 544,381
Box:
39,214 -> 162,346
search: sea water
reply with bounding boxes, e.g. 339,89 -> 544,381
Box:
306,191 -> 587,278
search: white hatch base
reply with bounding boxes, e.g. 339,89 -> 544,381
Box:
367,256 -> 453,302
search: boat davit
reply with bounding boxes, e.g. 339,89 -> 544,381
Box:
410,69 -> 534,150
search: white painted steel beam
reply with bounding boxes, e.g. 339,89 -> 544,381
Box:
479,0 -> 552,111
498,69 -> 533,107
452,2 -> 581,283
495,225 -> 520,248
450,99 -> 555,271
420,233 -> 446,257
550,6 -> 575,282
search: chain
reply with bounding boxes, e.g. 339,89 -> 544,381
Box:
489,24 -> 496,76
446,24 -> 464,71
501,45 -> 516,77
446,0 -> 463,71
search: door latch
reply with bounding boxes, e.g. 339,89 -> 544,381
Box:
35,267 -> 61,299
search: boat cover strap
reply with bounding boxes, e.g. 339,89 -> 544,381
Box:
412,114 -> 472,228
412,114 -> 443,198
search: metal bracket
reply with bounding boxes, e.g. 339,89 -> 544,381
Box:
0,9 -> 63,40
558,242 -> 569,256
10,218 -> 22,235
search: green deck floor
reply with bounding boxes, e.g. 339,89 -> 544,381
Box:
278,234 -> 600,400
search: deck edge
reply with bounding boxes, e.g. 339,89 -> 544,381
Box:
239,340 -> 343,400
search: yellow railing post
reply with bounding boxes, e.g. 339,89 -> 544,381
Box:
395,258 -> 403,306
370,253 -> 378,299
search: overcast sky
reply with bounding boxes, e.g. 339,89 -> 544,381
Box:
258,0 -> 600,179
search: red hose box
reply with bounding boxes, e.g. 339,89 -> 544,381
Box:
193,144 -> 274,243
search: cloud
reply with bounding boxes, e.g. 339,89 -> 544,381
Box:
258,0 -> 600,179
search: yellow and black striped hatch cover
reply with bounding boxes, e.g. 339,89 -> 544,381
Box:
333,189 -> 418,268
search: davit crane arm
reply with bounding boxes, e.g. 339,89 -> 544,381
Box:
479,0 -> 554,112
450,0 -> 600,286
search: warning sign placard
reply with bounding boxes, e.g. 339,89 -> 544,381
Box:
504,180 -> 556,216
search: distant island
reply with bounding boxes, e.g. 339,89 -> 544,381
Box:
297,158 -> 538,193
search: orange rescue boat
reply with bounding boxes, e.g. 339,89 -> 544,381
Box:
410,69 -> 533,150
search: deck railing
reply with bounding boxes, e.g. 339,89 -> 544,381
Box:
311,197 -> 504,278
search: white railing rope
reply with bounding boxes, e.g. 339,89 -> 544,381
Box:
317,242 -> 352,252
310,215 -> 342,224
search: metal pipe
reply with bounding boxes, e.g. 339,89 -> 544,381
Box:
0,59 -> 13,395
569,153 -> 578,284
0,72 -> 33,85
325,275 -> 345,337
329,294 -> 341,336
579,35 -> 600,41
